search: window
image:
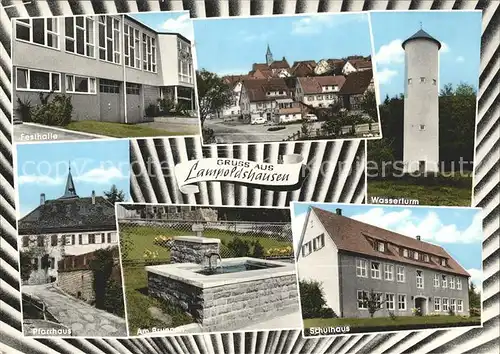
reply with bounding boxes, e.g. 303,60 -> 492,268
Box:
457,299 -> 463,312
356,259 -> 368,278
143,33 -> 157,72
450,299 -> 456,312
442,275 -> 448,288
403,249 -> 408,257
123,24 -> 141,68
126,83 -> 140,95
375,292 -> 383,309
64,235 -> 74,245
450,277 -> 455,289
95,233 -> 102,244
457,278 -> 462,290
22,236 -> 29,247
416,270 -> 424,288
316,95 -> 323,100
441,258 -> 447,266
385,293 -> 395,310
301,242 -> 312,257
65,75 -> 96,94
423,254 -> 429,262
307,96 -> 313,101
110,232 -> 118,243
420,77 -> 426,83
442,298 -> 449,311
397,294 -> 407,311
384,264 -> 394,281
371,261 -> 381,279
178,57 -> 192,83
396,266 -> 405,282
80,234 -> 89,245
15,18 -> 59,49
434,274 -> 440,287
50,257 -> 55,269
434,297 -> 441,311
51,235 -> 58,246
313,234 -> 325,251
357,290 -> 368,309
89,234 -> 96,244
16,68 -> 60,92
419,124 -> 426,131
377,242 -> 385,252
37,236 -> 45,247
65,16 -> 94,57
407,78 -> 412,84
98,16 -> 121,64
414,251 -> 419,260
99,79 -> 120,93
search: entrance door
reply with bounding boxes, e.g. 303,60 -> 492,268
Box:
415,297 -> 426,315
418,161 -> 426,173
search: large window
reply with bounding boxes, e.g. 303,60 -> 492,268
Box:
16,18 -> 59,49
384,264 -> 394,281
434,297 -> 441,311
450,277 -> 456,289
126,83 -> 141,95
142,33 -> 157,72
442,274 -> 448,288
385,293 -> 395,311
65,75 -> 96,94
416,270 -> 424,289
124,24 -> 141,69
457,299 -> 463,312
356,258 -> 368,278
450,299 -> 456,312
457,278 -> 462,290
98,16 -> 121,64
178,39 -> 192,83
396,266 -> 405,282
357,290 -> 368,310
312,234 -> 325,251
301,241 -> 312,257
16,68 -> 60,92
442,298 -> 449,311
371,261 -> 381,279
397,294 -> 407,311
99,79 -> 120,93
65,16 -> 95,57
434,274 -> 440,287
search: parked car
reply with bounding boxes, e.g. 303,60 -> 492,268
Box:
251,117 -> 267,125
304,114 -> 318,121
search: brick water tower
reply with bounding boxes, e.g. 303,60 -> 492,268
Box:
402,27 -> 441,173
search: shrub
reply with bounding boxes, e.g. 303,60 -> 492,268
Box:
174,100 -> 191,116
103,279 -> 125,317
448,308 -> 455,316
158,98 -> 175,113
299,280 -> 328,319
89,248 -> 115,311
15,97 -> 33,122
145,103 -> 160,117
388,311 -> 397,320
318,307 -> 338,318
19,250 -> 33,282
268,126 -> 286,132
469,308 -> 480,317
251,240 -> 265,258
203,128 -> 217,144
31,95 -> 73,126
227,237 -> 251,257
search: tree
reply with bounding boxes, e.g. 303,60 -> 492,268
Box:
299,280 -> 327,318
301,120 -> 311,137
367,138 -> 396,177
196,69 -> 234,127
440,83 -> 454,96
362,289 -> 383,318
360,89 -> 378,121
469,282 -> 481,309
20,250 -> 33,282
251,241 -> 265,258
104,185 -> 126,205
90,247 -> 115,310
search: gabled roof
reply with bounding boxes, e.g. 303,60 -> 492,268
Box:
292,60 -> 317,69
327,58 -> 345,66
18,196 -> 116,234
338,69 -> 373,95
252,63 -> 269,71
402,29 -> 442,50
347,58 -> 372,70
298,76 -> 346,94
241,78 -> 289,102
222,75 -> 250,88
309,207 -> 469,277
269,58 -> 290,69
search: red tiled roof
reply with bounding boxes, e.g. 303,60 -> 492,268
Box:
290,61 -> 316,76
327,58 -> 345,67
348,58 -> 372,70
311,207 -> 470,277
222,75 -> 250,88
252,63 -> 268,71
338,69 -> 373,95
292,60 -> 317,68
241,78 -> 290,102
269,57 -> 290,69
298,76 -> 346,94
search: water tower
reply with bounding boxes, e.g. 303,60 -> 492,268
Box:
402,27 -> 441,173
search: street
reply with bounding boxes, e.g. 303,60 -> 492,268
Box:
23,283 -> 127,337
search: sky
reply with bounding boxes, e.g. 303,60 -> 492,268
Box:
192,13 -> 372,76
130,11 -> 194,40
16,140 -> 130,218
292,203 -> 483,287
371,11 -> 481,100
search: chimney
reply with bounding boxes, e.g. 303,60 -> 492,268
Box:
416,235 -> 421,241
91,190 -> 95,205
335,208 -> 342,216
40,193 -> 45,205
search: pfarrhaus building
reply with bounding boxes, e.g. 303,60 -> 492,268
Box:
402,29 -> 441,173
12,14 -> 195,124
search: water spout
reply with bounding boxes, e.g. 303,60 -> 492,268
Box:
203,252 -> 223,273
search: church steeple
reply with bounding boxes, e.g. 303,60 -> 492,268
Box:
266,44 -> 274,66
60,163 -> 79,199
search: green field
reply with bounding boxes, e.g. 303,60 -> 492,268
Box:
120,225 -> 293,261
368,180 -> 472,206
304,315 -> 481,334
123,266 -> 193,335
64,121 -> 188,138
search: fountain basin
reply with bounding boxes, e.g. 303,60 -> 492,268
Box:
146,257 -> 299,332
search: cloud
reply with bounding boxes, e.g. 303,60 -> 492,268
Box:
74,167 -> 128,184
159,13 -> 193,40
292,13 -> 366,36
467,268 -> 482,288
238,30 -> 272,42
440,42 -> 450,53
375,39 -> 404,66
456,56 -> 465,63
350,208 -> 483,244
377,68 -> 398,84
17,175 -> 64,185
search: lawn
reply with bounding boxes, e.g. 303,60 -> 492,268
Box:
64,121 -> 188,138
120,225 -> 293,261
368,179 -> 472,207
304,315 -> 481,335
123,266 -> 193,335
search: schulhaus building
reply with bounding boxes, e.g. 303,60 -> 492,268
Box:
12,14 -> 195,124
18,168 -> 118,285
296,207 -> 470,318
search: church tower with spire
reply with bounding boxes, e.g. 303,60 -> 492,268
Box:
266,44 -> 274,66
60,164 -> 79,199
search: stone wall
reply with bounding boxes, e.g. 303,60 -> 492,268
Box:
58,269 -> 95,302
148,272 -> 299,332
170,239 -> 220,264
